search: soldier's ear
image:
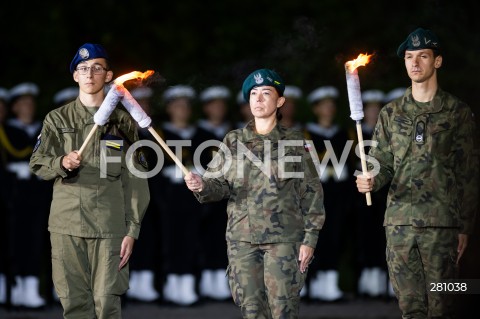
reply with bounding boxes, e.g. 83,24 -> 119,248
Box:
277,96 -> 286,109
434,56 -> 443,69
105,70 -> 113,83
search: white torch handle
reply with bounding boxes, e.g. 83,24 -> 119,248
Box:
356,121 -> 372,206
78,84 -> 124,156
121,88 -> 152,128
77,124 -> 99,156
93,84 -> 125,126
147,126 -> 189,176
346,68 -> 364,121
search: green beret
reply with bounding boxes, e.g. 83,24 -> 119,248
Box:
397,28 -> 440,58
242,68 -> 285,102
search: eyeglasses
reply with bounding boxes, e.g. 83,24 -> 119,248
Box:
76,65 -> 108,75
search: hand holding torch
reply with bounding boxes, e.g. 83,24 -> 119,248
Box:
345,53 -> 373,206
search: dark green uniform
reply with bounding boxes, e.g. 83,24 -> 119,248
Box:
195,121 -> 325,319
369,87 -> 478,318
29,98 -> 150,318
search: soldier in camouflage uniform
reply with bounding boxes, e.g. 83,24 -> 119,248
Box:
184,69 -> 325,319
356,28 -> 478,318
29,43 -> 150,319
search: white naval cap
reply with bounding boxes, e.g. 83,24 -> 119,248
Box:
162,85 -> 196,102
283,85 -> 302,99
361,89 -> 385,104
307,86 -> 338,104
53,86 -> 79,105
9,82 -> 39,101
199,85 -> 231,103
131,87 -> 153,100
384,87 -> 407,103
0,87 -> 9,101
236,90 -> 247,105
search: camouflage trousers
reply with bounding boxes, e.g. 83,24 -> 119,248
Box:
386,226 -> 458,319
226,241 -> 306,319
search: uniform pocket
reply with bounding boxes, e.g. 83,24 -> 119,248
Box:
390,118 -> 413,161
101,148 -> 123,178
428,120 -> 453,159
103,249 -> 129,295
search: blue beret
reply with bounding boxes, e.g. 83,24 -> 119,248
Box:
397,28 -> 440,58
70,43 -> 109,73
242,68 -> 285,102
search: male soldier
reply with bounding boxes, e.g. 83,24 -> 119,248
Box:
29,43 -> 150,318
356,28 -> 478,318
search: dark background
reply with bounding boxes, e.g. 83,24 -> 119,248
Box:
0,0 -> 479,314
1,0 -> 479,123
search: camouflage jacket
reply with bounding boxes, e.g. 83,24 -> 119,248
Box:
29,98 -> 150,239
369,87 -> 478,234
194,121 -> 325,248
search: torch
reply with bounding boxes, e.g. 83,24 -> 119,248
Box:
345,53 -> 373,206
121,88 -> 189,176
77,70 -> 154,156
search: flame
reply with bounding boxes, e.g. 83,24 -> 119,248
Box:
113,70 -> 155,85
345,53 -> 373,73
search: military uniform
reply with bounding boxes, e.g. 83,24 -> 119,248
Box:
369,87 -> 478,317
195,121 -> 325,318
29,98 -> 150,318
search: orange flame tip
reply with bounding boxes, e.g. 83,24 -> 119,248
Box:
345,53 -> 373,73
114,70 -> 155,85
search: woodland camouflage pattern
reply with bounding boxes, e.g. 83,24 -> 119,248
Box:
227,241 -> 306,319
195,121 -> 325,318
369,86 -> 478,318
194,121 -> 325,248
386,226 -> 458,318
369,87 -> 478,234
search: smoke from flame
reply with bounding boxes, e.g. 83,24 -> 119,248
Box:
114,70 -> 155,85
345,53 -> 373,73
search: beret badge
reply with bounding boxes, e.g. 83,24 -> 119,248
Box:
79,48 -> 89,59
